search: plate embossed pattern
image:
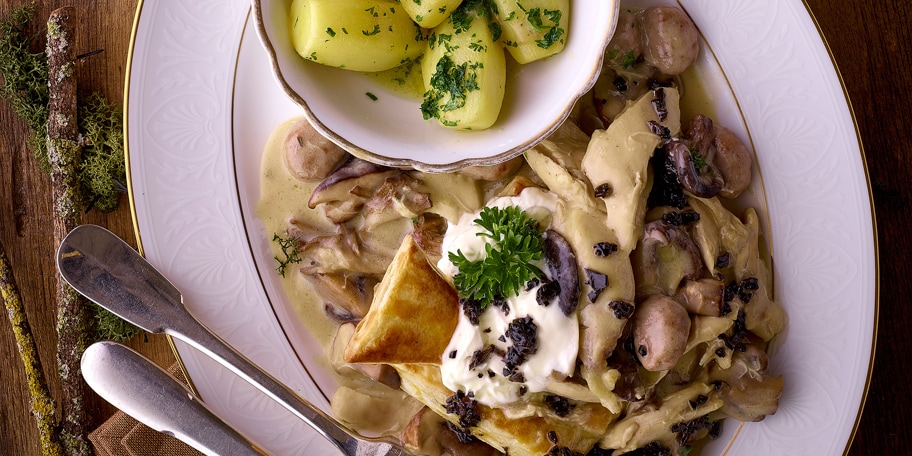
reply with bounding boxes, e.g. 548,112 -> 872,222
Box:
682,0 -> 874,454
127,0 -> 874,454
127,0 -> 335,453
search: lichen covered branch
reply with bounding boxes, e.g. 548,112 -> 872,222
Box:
0,243 -> 65,456
47,7 -> 92,456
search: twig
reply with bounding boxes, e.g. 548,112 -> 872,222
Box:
47,7 -> 92,456
0,242 -> 64,456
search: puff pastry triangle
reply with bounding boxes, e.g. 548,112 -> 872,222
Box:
344,235 -> 459,364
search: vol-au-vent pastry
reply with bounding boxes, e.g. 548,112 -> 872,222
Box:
344,234 -> 459,365
344,232 -> 615,456
394,363 -> 616,456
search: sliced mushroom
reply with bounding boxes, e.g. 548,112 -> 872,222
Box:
641,6 -> 700,76
298,224 -> 397,275
411,213 -> 448,264
632,295 -> 692,371
401,408 -> 443,456
592,65 -> 653,127
633,218 -> 704,295
308,156 -> 394,210
321,200 -> 369,224
323,302 -> 360,324
287,216 -> 329,243
362,173 -> 432,229
676,278 -> 724,316
683,115 -> 753,200
543,229 -> 580,316
664,139 -> 724,199
283,118 -> 348,181
686,114 -> 715,156
401,407 -> 501,456
710,344 -> 784,422
304,272 -> 379,323
713,125 -> 753,198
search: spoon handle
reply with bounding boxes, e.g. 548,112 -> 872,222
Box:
169,316 -> 401,456
82,341 -> 265,456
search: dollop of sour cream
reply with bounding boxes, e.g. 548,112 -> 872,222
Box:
437,188 -> 579,406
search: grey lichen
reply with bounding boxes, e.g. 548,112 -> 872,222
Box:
1,6 -> 127,214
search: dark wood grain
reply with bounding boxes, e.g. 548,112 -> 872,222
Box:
0,1 -> 175,454
0,0 -> 908,455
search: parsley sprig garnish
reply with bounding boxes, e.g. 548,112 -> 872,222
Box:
449,206 -> 546,309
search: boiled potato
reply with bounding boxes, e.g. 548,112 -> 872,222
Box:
490,0 -> 569,64
399,0 -> 464,29
289,0 -> 425,72
420,1 -> 506,130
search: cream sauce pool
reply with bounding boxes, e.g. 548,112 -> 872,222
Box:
256,119 -> 339,349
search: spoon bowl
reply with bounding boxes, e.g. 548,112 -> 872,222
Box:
82,341 -> 265,456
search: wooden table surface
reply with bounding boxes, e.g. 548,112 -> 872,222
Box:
0,0 -> 907,455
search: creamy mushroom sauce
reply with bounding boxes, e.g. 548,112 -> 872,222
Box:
254,16 -> 715,358
256,5 -> 785,455
257,120 -> 339,346
258,121 -> 433,435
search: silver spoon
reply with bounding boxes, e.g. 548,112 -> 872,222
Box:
82,341 -> 265,456
57,224 -> 407,456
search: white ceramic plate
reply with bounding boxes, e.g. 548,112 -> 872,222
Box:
126,0 -> 876,454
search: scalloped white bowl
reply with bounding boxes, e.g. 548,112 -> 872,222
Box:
252,0 -> 619,172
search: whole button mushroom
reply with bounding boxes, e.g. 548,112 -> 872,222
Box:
283,117 -> 348,181
604,8 -> 645,67
682,114 -> 753,199
712,125 -> 753,198
641,6 -> 700,76
632,294 -> 692,371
